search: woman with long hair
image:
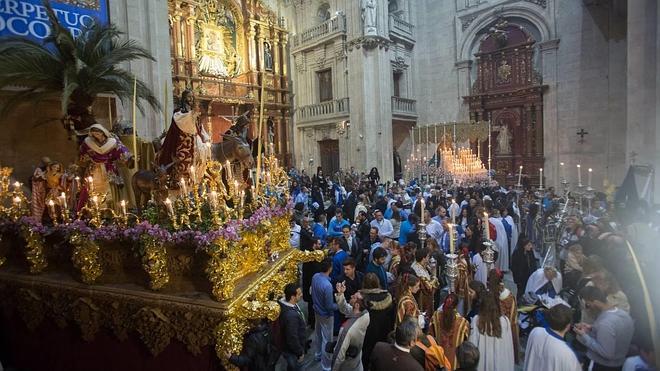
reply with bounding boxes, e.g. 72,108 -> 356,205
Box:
510,236 -> 538,297
395,273 -> 421,328
487,269 -> 520,363
429,293 -> 469,369
468,291 -> 514,371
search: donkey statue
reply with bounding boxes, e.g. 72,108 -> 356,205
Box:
211,136 -> 255,172
131,161 -> 175,211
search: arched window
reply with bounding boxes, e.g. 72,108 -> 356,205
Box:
317,3 -> 331,22
388,0 -> 399,13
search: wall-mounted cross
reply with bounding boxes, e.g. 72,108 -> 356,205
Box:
577,128 -> 589,144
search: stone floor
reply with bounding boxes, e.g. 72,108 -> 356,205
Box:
276,272 -> 524,370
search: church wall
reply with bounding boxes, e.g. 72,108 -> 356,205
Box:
108,0 -> 173,139
553,1 -> 628,188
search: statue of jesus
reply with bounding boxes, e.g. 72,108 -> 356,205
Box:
496,125 -> 512,154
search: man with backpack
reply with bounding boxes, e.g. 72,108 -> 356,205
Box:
278,283 -> 307,371
225,319 -> 280,371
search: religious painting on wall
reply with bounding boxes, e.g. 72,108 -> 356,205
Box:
195,0 -> 243,78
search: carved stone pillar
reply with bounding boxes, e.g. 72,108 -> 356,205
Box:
539,39 -> 560,185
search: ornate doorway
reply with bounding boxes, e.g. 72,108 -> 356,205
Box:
319,139 -> 339,175
464,19 -> 546,186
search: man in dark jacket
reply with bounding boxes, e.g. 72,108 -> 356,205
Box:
370,318 -> 424,371
279,283 -> 307,371
343,187 -> 358,224
226,319 -> 279,371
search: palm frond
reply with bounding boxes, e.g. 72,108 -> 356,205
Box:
42,0 -> 76,64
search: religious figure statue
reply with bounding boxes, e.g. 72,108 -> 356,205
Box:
78,124 -> 134,209
495,125 -> 511,154
156,90 -> 211,188
361,0 -> 378,36
393,148 -> 402,180
264,42 -> 273,71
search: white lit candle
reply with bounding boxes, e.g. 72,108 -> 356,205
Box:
164,198 -> 174,216
120,200 -> 127,216
588,168 -> 593,187
91,195 -> 98,206
449,223 -> 455,255
577,164 -> 582,186
239,190 -> 245,211
190,166 -> 196,184
180,178 -> 187,195
13,181 -> 21,191
539,168 -> 543,189
517,166 -> 523,186
225,160 -> 233,179
48,199 -> 56,217
59,192 -> 67,210
484,212 -> 490,240
560,162 -> 566,180
209,191 -> 218,210
86,176 -> 94,193
451,199 -> 457,224
420,199 -> 425,220
74,176 -> 80,191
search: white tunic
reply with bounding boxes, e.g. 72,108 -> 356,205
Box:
525,268 -> 562,297
524,327 -> 581,371
490,217 -> 510,271
472,253 -> 487,285
469,316 -> 515,371
504,215 -> 519,252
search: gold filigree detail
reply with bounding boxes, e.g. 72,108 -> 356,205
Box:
139,236 -> 170,290
70,232 -> 103,284
133,307 -> 175,355
20,225 -> 47,274
71,297 -> 102,341
15,288 -> 45,330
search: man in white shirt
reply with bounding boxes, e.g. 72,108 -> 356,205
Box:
290,219 -> 301,249
422,210 -> 443,248
370,210 -> 393,239
524,304 -> 581,371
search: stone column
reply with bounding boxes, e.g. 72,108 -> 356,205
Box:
627,0 -> 659,200
110,0 -> 172,139
539,39 -> 560,185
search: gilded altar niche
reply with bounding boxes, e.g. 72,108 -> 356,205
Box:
168,0 -> 293,165
464,19 -> 547,185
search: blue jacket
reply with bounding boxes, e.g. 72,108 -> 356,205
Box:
328,218 -> 349,238
312,223 -> 327,244
331,250 -> 348,282
311,272 -> 337,317
399,220 -> 415,245
366,261 -> 388,290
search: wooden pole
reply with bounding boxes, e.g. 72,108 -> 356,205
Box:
255,72 -> 267,193
163,82 -> 169,131
108,97 -> 112,127
132,77 -> 138,162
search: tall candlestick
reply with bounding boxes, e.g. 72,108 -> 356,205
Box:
577,164 -> 582,186
484,212 -> 490,240
164,198 -> 174,216
517,166 -> 523,186
539,168 -> 543,189
449,224 -> 455,255
588,168 -> 593,187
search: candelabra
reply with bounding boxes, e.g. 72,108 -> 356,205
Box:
482,240 -> 496,271
417,223 -> 427,250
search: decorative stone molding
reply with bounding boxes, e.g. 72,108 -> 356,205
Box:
392,56 -> 409,72
347,36 -> 391,51
461,14 -> 479,31
538,38 -> 560,51
523,0 -> 547,8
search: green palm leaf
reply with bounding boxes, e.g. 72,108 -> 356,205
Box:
0,0 -> 161,131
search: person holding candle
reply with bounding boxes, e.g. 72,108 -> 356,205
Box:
411,247 -> 439,316
77,124 -> 134,211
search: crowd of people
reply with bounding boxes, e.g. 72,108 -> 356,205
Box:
227,166 -> 658,371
